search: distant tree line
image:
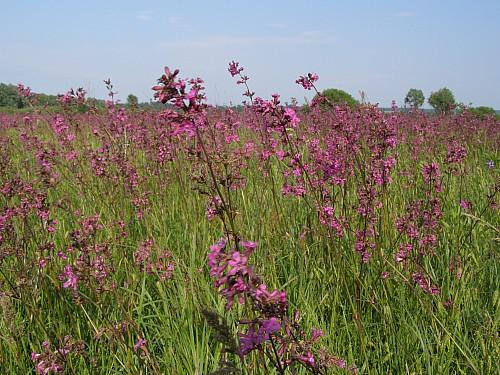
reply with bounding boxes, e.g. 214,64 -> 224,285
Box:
404,87 -> 498,118
1,82 -> 497,118
0,83 -> 141,112
0,83 -> 35,108
0,83 -> 73,109
305,86 -> 497,118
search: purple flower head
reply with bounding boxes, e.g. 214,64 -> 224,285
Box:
206,196 -> 223,221
59,265 -> 78,290
296,73 -> 319,90
228,61 -> 244,77
253,97 -> 276,114
252,283 -> 288,315
445,143 -> 466,165
412,272 -> 440,295
459,199 -> 472,210
422,162 -> 441,183
133,337 -> 148,352
17,83 -> 32,98
395,243 -> 412,263
240,240 -> 257,253
238,317 -> 281,356
297,352 -> 316,366
310,328 -> 324,343
261,317 -> 281,335
283,107 -> 300,127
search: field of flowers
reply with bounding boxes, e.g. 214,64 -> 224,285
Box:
0,64 -> 498,374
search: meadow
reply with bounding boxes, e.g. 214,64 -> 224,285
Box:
0,65 -> 498,374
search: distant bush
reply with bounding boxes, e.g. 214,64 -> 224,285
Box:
314,88 -> 358,109
469,106 -> 497,119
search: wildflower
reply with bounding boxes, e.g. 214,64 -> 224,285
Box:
395,243 -> 412,263
228,61 -> 244,77
310,328 -> 324,342
17,83 -> 32,98
206,196 -> 223,220
133,337 -> 148,352
459,199 -> 472,210
412,272 -> 440,295
31,337 -> 84,374
422,162 -> 440,183
240,241 -> 257,252
442,299 -> 454,310
296,73 -> 319,90
238,318 -> 281,356
59,265 -> 78,290
283,107 -> 300,127
297,352 -> 316,366
445,143 -> 466,165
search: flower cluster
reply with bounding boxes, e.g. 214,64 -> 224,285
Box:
296,73 -> 319,90
57,88 -> 86,106
31,337 -> 85,374
134,239 -> 175,281
152,67 -> 206,112
207,238 -> 350,373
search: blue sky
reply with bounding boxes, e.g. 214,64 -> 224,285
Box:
1,0 -> 499,108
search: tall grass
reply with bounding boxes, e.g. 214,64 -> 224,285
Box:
0,75 -> 498,374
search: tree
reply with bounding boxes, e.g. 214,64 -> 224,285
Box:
469,106 -> 497,119
127,94 -> 139,109
16,96 -> 25,109
314,88 -> 358,109
404,88 -> 424,109
36,93 -> 59,106
0,83 -> 21,107
428,88 -> 456,114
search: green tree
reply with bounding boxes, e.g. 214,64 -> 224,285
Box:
404,88 -> 424,109
0,83 -> 21,107
16,96 -> 25,109
315,88 -> 358,108
469,106 -> 496,119
36,93 -> 59,106
127,94 -> 139,109
428,88 -> 456,114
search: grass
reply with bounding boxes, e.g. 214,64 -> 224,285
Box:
0,108 -> 498,374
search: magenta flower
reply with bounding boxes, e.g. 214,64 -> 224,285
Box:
59,265 -> 78,290
238,317 -> 281,356
134,337 -> 148,352
412,272 -> 440,295
283,107 -> 300,127
17,83 -> 32,98
297,352 -> 316,366
395,243 -> 412,263
459,199 -> 472,210
228,60 -> 244,77
296,73 -> 319,90
310,328 -> 324,342
422,162 -> 440,183
240,240 -> 257,252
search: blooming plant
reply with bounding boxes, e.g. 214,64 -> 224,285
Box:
0,60 -> 497,374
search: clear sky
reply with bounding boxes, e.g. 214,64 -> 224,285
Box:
1,0 -> 499,108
